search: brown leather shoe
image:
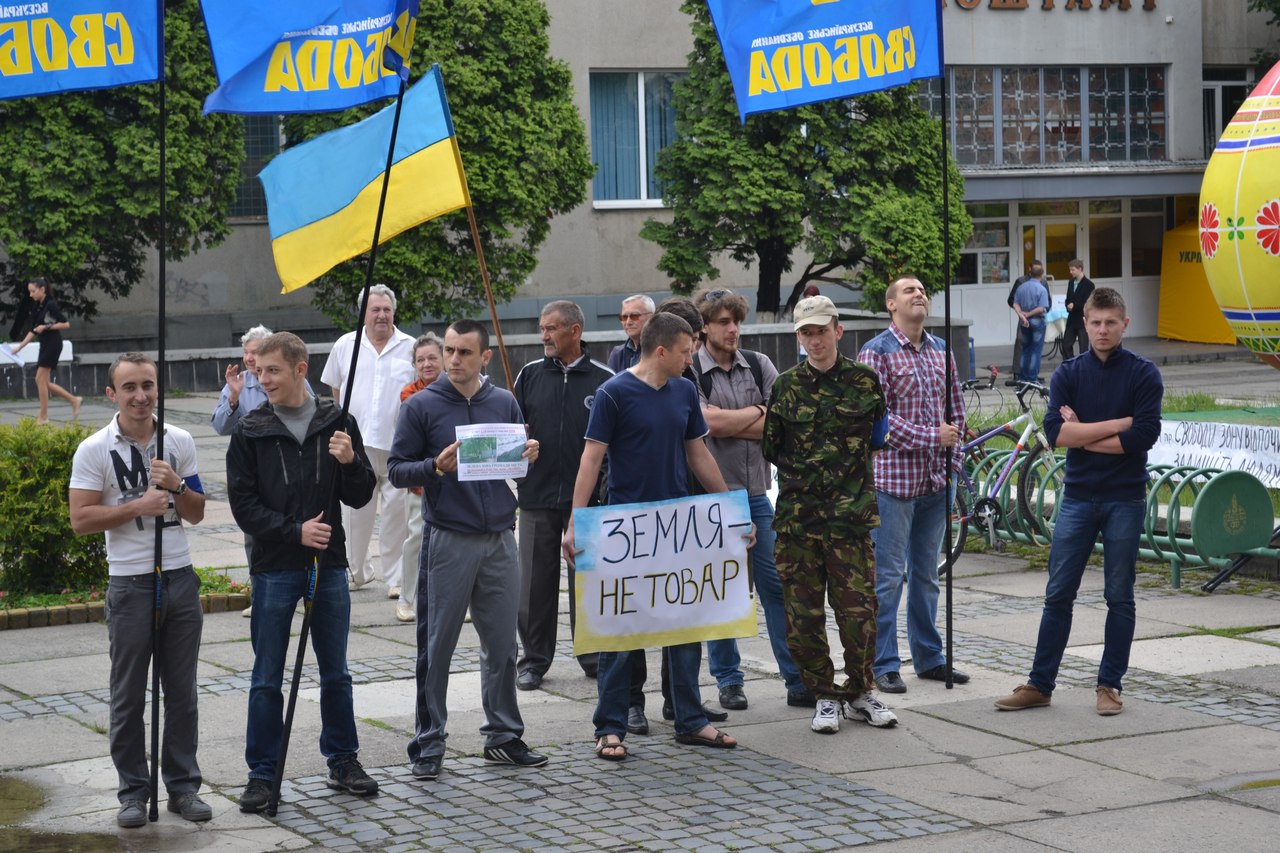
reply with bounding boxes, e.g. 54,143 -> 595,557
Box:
994,683 -> 1051,711
1096,686 -> 1123,716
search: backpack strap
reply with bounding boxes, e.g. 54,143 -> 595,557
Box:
694,350 -> 767,402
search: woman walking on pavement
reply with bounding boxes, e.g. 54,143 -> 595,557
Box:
11,277 -> 81,424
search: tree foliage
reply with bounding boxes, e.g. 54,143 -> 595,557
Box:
286,0 -> 594,328
641,1 -> 971,314
0,0 -> 244,323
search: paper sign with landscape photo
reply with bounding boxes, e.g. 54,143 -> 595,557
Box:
573,490 -> 756,654
455,423 -> 528,481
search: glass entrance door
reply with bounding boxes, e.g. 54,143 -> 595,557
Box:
1019,218 -> 1080,281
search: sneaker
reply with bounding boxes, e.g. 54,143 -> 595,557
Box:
239,778 -> 271,813
875,671 -> 907,694
327,757 -> 379,796
117,800 -> 147,828
843,692 -> 898,728
994,683 -> 1052,711
167,792 -> 212,822
787,687 -> 817,708
395,601 -> 415,623
241,604 -> 252,619
387,586 -> 401,600
810,699 -> 840,734
484,738 -> 549,767
411,755 -> 442,780
1096,686 -> 1123,716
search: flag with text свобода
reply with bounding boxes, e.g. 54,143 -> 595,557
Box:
259,64 -> 470,292
706,0 -> 943,121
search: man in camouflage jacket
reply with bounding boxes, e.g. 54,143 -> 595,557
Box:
762,296 -> 898,734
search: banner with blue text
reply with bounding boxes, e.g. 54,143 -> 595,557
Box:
200,0 -> 408,114
706,0 -> 943,121
0,0 -> 161,101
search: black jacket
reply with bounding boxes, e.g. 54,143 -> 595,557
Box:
512,345 -> 614,510
227,396 -> 376,574
1065,275 -> 1095,324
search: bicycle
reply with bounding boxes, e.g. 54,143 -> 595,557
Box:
961,363 -> 1005,426
942,381 -> 1053,572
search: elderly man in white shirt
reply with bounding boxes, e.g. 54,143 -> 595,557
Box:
321,284 -> 417,600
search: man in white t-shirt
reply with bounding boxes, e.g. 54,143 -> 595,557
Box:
321,284 -> 416,600
68,352 -> 210,829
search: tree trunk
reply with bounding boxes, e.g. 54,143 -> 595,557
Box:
755,237 -> 788,316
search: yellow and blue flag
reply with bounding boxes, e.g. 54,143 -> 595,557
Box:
706,0 -> 943,121
260,64 -> 471,293
382,0 -> 418,82
200,0 -> 408,114
0,0 -> 162,101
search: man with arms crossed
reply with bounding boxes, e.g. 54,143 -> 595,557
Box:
69,353 -> 210,827
858,276 -> 969,694
995,288 -> 1162,716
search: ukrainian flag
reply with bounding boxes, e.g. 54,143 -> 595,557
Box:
260,64 -> 469,292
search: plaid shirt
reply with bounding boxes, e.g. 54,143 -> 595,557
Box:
857,324 -> 966,500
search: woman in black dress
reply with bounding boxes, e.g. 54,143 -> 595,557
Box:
12,277 -> 81,424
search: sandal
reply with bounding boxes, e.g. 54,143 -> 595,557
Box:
674,727 -> 737,749
595,735 -> 627,762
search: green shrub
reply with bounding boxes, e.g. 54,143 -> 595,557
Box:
0,421 -> 107,596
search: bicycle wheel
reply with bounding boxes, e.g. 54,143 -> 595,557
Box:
1016,441 -> 1067,543
940,482 -> 973,575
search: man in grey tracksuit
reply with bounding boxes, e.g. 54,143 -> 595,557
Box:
388,319 -> 548,782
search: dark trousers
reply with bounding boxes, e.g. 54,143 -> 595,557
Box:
516,507 -> 597,677
1061,320 -> 1088,358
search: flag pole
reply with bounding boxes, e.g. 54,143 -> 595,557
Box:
938,43 -> 956,690
463,203 -> 514,391
149,3 -> 168,821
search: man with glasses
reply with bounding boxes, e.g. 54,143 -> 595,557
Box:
608,295 -> 655,372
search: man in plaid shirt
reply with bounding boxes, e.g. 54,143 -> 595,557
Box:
857,276 -> 970,694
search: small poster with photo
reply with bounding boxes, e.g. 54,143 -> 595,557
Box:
0,343 -> 26,367
455,423 -> 529,481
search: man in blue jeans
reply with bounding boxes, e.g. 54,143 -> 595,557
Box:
858,276 -> 970,694
1012,263 -> 1050,382
995,288 -> 1162,716
227,333 -> 378,811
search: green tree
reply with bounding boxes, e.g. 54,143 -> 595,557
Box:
641,1 -> 971,314
286,0 -> 594,327
1250,0 -> 1280,69
0,0 -> 244,322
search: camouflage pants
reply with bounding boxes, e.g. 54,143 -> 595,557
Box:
775,530 -> 878,702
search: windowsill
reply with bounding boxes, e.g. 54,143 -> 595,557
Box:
592,199 -> 669,211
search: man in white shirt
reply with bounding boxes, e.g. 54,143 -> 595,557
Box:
321,284 -> 416,599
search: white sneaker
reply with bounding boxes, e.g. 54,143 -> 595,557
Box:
395,601 -> 415,623
347,569 -> 369,592
843,691 -> 898,728
387,586 -> 401,600
241,604 -> 252,619
810,699 -> 840,734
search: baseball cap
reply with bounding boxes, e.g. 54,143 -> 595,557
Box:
793,295 -> 839,331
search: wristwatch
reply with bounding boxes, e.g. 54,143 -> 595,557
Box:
173,480 -> 188,496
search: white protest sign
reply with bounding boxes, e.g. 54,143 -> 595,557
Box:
572,490 -> 756,655
1148,419 -> 1280,488
454,423 -> 528,481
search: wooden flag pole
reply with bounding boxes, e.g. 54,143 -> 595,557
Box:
463,204 -> 514,391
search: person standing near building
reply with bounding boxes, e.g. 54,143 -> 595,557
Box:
692,287 -> 813,710
995,288 -> 1162,717
1061,260 -> 1095,359
763,296 -> 897,735
227,332 -> 379,812
321,284 -> 416,604
513,301 -> 613,689
1012,264 -> 1051,383
11,276 -> 81,424
563,311 -> 743,762
607,294 -> 654,372
395,333 -> 444,623
68,352 -> 210,828
389,320 -> 548,782
858,276 -> 970,695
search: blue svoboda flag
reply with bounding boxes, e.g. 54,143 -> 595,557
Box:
706,0 -> 943,121
0,0 -> 162,101
259,65 -> 470,293
200,0 -> 417,114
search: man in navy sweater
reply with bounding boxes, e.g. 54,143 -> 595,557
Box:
995,288 -> 1162,717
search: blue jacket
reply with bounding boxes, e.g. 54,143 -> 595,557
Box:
1044,346 -> 1163,503
388,375 -> 524,534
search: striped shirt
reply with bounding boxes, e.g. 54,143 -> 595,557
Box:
857,324 -> 966,499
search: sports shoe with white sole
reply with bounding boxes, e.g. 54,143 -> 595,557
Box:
810,698 -> 840,734
843,692 -> 898,728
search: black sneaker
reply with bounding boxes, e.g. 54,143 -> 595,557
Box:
786,687 -> 817,708
327,757 -> 380,796
411,756 -> 442,781
483,738 -> 549,767
239,779 -> 271,813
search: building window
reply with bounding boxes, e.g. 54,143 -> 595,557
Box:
1203,67 -> 1256,158
230,115 -> 282,220
955,203 -> 1011,285
1088,200 -> 1123,278
590,71 -> 683,206
1130,197 -> 1165,277
923,66 -> 1165,165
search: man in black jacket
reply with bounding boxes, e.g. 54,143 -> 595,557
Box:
227,332 -> 377,813
513,301 -> 614,690
1061,259 -> 1095,358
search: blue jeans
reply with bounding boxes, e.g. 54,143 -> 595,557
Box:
595,643 -> 707,738
1028,496 -> 1143,694
872,488 -> 948,677
1019,319 -> 1045,381
247,568 -> 359,780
